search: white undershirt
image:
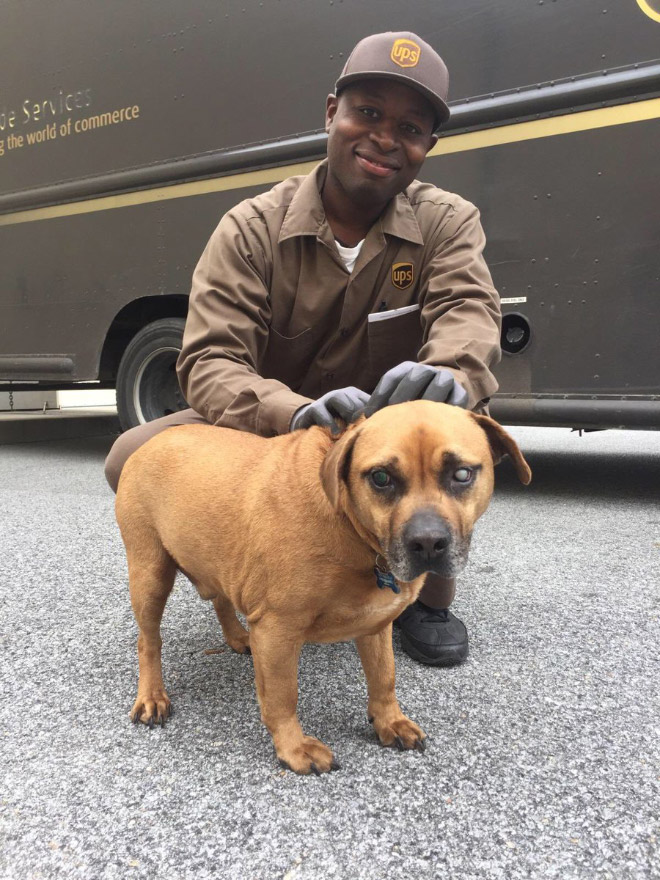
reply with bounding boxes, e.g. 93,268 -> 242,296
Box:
335,238 -> 365,273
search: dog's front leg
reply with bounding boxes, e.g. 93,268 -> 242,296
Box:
355,624 -> 426,751
249,619 -> 339,775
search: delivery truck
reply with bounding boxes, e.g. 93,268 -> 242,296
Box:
1,0 -> 659,430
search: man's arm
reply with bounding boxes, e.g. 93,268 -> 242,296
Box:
417,200 -> 501,411
176,210 -> 311,436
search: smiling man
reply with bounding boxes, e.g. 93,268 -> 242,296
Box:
105,32 -> 501,667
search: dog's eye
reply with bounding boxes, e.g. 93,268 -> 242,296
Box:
371,469 -> 391,488
453,467 -> 473,484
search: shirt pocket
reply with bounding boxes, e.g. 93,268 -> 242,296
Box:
261,325 -> 315,391
366,305 -> 423,389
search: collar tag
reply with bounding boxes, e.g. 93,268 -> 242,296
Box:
374,567 -> 401,594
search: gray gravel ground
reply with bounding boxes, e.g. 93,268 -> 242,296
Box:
1,425 -> 659,880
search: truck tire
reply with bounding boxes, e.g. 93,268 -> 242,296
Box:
116,318 -> 189,431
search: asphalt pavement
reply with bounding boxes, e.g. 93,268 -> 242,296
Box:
1,421 -> 659,879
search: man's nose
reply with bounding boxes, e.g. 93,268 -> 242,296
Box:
402,512 -> 452,564
369,124 -> 399,152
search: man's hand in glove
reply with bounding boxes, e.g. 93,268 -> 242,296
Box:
290,387 -> 370,434
364,361 -> 468,417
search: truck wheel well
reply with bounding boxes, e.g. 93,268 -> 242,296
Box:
98,296 -> 189,381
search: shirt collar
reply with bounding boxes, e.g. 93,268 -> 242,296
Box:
278,162 -> 329,242
278,160 -> 424,246
380,189 -> 425,245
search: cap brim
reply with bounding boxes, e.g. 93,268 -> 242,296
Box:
335,70 -> 450,130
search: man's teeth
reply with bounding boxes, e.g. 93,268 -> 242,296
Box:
366,157 -> 389,168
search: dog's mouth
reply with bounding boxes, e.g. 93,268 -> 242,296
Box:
386,544 -> 470,582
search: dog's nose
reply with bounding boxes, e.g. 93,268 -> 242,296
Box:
403,512 -> 452,563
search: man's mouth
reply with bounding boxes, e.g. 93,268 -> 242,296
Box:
354,151 -> 400,178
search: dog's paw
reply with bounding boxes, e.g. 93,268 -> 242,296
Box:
130,690 -> 172,728
372,714 -> 427,752
227,632 -> 251,655
277,736 -> 340,775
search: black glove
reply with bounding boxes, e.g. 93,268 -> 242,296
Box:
364,361 -> 468,417
290,387 -> 370,434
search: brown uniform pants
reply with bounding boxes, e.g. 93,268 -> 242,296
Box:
104,409 -> 456,609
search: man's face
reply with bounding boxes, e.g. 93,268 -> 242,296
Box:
324,79 -> 438,211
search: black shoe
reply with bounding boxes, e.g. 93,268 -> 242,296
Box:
395,601 -> 469,667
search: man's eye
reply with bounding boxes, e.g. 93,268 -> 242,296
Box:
453,467 -> 473,484
371,469 -> 391,488
359,107 -> 378,118
402,124 -> 422,135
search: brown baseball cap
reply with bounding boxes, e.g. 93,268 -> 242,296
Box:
335,31 -> 450,130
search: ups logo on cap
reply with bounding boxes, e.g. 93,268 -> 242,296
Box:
391,38 -> 421,68
392,262 -> 414,289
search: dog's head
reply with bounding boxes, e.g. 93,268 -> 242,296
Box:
320,400 -> 531,582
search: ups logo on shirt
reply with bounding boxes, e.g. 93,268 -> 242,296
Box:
392,261 -> 414,290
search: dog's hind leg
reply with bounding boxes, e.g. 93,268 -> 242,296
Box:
212,593 -> 250,654
127,536 -> 176,727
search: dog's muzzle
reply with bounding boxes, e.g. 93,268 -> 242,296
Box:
388,510 -> 468,582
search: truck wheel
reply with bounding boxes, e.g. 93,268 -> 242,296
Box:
116,318 -> 188,431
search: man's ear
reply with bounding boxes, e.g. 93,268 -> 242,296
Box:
320,425 -> 360,511
427,133 -> 438,153
470,413 -> 532,485
325,93 -> 339,133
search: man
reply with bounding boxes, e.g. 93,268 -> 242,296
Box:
105,31 -> 501,667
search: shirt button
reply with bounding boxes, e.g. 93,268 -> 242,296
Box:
340,328 -> 350,338
325,372 -> 335,380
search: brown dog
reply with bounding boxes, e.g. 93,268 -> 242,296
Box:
115,400 -> 531,774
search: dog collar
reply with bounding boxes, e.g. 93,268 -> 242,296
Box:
374,554 -> 400,594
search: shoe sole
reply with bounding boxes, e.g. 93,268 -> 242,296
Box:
399,631 -> 469,667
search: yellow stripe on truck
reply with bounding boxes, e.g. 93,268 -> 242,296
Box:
1,97 -> 660,227
428,96 -> 660,157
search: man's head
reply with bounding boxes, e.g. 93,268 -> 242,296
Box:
324,32 -> 450,218
335,32 -> 450,132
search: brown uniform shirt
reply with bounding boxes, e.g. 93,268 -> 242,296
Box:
177,160 -> 501,437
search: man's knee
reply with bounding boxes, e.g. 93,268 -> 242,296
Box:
105,424 -> 151,493
104,407 -> 209,493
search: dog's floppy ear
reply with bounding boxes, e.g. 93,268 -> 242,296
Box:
320,426 -> 360,512
470,414 -> 532,485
